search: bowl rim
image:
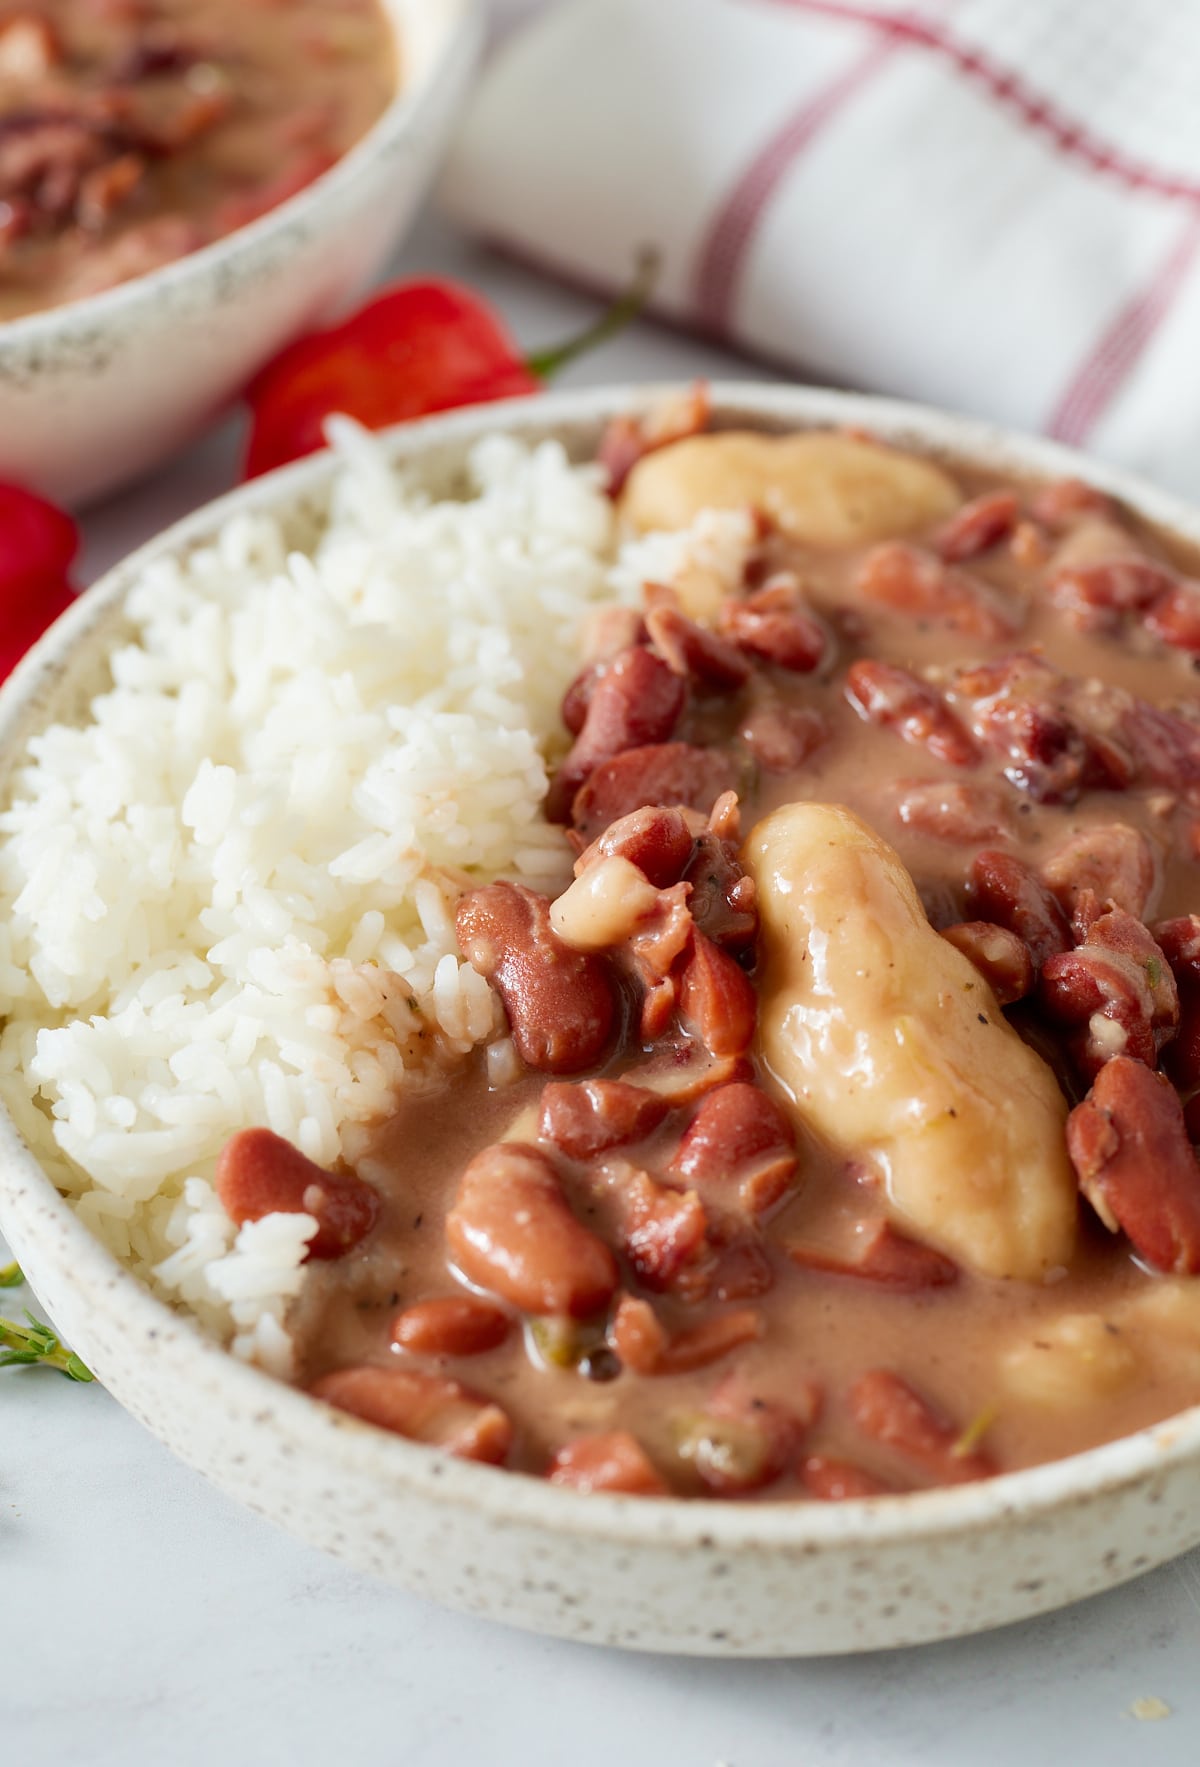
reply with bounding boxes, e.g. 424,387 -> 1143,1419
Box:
5,376 -> 1200,1553
0,0 -> 482,348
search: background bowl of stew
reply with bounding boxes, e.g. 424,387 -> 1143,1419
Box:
0,0 -> 481,508
4,382 -> 1200,1657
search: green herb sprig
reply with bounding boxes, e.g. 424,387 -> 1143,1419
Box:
0,1261 -> 24,1289
0,1310 -> 93,1381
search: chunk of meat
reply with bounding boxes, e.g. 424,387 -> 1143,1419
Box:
718,581 -> 827,671
935,490 -> 1019,563
538,1078 -> 670,1161
849,1370 -> 994,1484
1119,700 -> 1200,789
620,430 -> 961,546
1153,915 -> 1200,990
845,659 -> 979,767
857,541 -> 1016,639
547,1430 -> 669,1495
1041,823 -> 1156,935
746,803 -> 1077,1280
1067,1057 -> 1200,1274
456,882 -> 617,1073
214,1127 -> 379,1260
604,1165 -> 712,1296
677,930 -> 758,1058
953,652 -> 1127,803
549,854 -> 664,953
597,383 -> 711,497
787,1219 -> 958,1290
800,1455 -> 895,1500
939,921 -> 1034,1005
1145,581 -> 1200,653
1040,909 -> 1178,1078
894,779 -> 1012,845
311,1367 -> 512,1464
670,1082 -> 798,1217
681,830 -> 757,953
965,850 -> 1071,969
1048,557 -> 1175,631
445,1143 -> 618,1318
571,742 -> 740,843
645,598 -> 751,688
609,1294 -> 763,1375
547,646 -> 686,821
391,1295 -> 512,1358
672,1372 -> 820,1495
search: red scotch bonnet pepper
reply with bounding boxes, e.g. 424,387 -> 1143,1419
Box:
0,482 -> 80,683
242,250 -> 658,479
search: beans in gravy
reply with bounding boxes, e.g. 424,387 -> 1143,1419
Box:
231,405 -> 1200,1500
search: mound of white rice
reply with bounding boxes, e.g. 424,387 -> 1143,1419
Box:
0,422 -> 651,1373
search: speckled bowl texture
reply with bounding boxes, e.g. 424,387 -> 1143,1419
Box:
0,0 -> 481,508
3,385 -> 1200,1657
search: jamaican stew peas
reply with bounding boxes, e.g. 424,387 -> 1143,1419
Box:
218,409 -> 1200,1499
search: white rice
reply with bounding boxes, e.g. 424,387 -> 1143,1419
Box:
0,423 -> 641,1373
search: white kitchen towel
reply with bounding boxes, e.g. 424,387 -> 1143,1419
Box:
442,0 -> 1200,495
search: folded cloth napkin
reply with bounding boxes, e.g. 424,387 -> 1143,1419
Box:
442,0 -> 1200,495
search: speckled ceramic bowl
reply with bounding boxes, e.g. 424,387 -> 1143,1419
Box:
0,0 -> 481,508
3,384 -> 1200,1657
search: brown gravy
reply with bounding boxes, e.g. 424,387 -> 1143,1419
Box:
0,0 -> 396,320
291,433 -> 1200,1500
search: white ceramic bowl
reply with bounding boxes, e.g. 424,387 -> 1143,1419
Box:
3,383 -> 1200,1658
0,0 -> 481,509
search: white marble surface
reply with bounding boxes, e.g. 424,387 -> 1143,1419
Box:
5,207 -> 1200,1762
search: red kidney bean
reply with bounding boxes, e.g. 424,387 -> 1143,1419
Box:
738,702 -> 828,771
609,1166 -> 712,1297
800,1455 -> 895,1501
719,582 -> 827,671
681,831 -> 758,953
538,1078 -> 670,1161
645,600 -> 751,689
935,490 -> 1019,563
846,659 -> 979,767
456,881 -> 617,1073
445,1143 -> 618,1318
1041,909 -> 1178,1078
1119,700 -> 1200,788
560,660 -> 603,736
571,742 -> 740,842
547,1430 -> 669,1495
857,541 -> 1015,639
940,920 -> 1034,1005
574,803 -> 698,888
1165,992 -> 1200,1094
894,778 -> 1012,845
1041,823 -> 1156,936
214,1127 -> 379,1260
787,1219 -> 958,1290
670,1082 -> 798,1218
391,1295 -> 512,1358
965,850 -> 1071,969
952,653 -> 1128,803
677,931 -> 757,1059
1145,581 -> 1200,653
1067,1056 -> 1200,1273
849,1370 -> 994,1484
311,1366 -> 512,1463
673,1373 -> 819,1496
610,1293 -> 763,1376
1048,557 -> 1174,631
1030,478 -> 1116,526
1153,915 -> 1200,990
547,647 -> 686,821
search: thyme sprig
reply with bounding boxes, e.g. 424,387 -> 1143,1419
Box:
0,1309 -> 93,1381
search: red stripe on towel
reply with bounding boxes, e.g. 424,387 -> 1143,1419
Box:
692,34 -> 896,335
1045,213 -> 1200,445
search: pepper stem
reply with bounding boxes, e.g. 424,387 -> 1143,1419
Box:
525,247 -> 661,381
